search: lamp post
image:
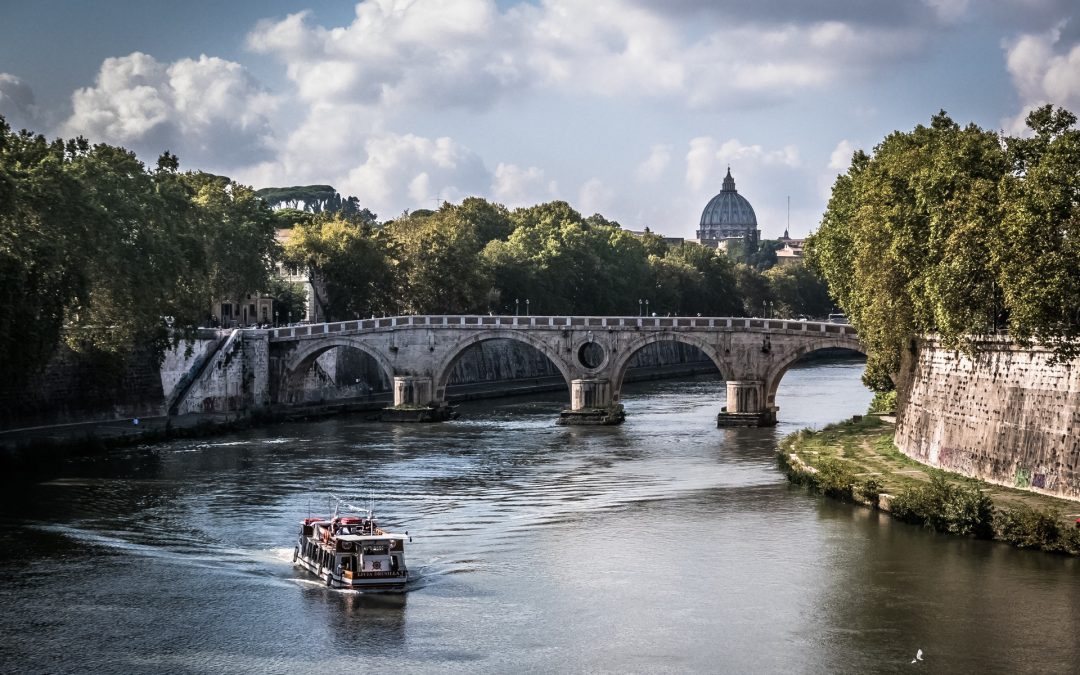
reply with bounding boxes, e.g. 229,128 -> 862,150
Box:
515,298 -> 519,316
526,299 -> 530,316
639,298 -> 643,317
645,299 -> 650,317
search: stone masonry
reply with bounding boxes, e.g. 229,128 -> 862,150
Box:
895,337 -> 1080,501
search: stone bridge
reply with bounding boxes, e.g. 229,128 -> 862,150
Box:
261,315 -> 863,426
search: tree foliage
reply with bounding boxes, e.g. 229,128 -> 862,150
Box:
0,117 -> 279,385
808,106 -> 1080,389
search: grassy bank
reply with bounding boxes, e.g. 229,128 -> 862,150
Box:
779,416 -> 1080,556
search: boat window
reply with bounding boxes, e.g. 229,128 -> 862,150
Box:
363,546 -> 388,555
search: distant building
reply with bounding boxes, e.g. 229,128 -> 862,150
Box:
775,232 -> 806,267
695,168 -> 760,249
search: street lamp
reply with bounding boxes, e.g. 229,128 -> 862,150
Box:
515,298 -> 519,316
639,298 -> 643,317
645,299 -> 650,316
526,299 -> 530,316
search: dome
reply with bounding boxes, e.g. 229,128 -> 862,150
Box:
698,168 -> 758,238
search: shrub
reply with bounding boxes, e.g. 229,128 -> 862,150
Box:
858,476 -> 884,504
814,457 -> 858,500
996,505 -> 1067,552
867,390 -> 897,414
889,473 -> 994,538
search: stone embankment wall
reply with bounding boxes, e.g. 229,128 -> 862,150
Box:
0,344 -> 166,430
895,338 -> 1080,501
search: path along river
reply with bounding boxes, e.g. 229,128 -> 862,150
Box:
1,358 -> 1078,674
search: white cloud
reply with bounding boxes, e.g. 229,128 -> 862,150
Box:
491,163 -> 558,207
339,132 -> 490,218
636,144 -> 672,182
578,177 -> 615,215
247,0 -> 936,113
828,139 -> 857,170
922,0 -> 971,23
1003,25 -> 1080,134
61,52 -> 278,168
0,73 -> 39,131
686,136 -> 800,190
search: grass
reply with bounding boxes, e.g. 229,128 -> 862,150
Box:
779,416 -> 1080,556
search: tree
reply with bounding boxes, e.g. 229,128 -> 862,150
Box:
806,108 -> 1080,390
996,106 -> 1080,357
384,206 -> 491,314
764,264 -> 833,319
284,215 -> 393,320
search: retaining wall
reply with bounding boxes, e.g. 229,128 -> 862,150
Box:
895,338 -> 1080,500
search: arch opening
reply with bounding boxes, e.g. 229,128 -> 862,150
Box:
764,343 -> 868,425
435,336 -> 573,404
283,342 -> 393,405
611,335 -> 729,405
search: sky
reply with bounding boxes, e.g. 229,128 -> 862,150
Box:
1,0 -> 1078,239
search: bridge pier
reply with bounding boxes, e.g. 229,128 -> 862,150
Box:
557,378 -> 625,426
382,376 -> 457,422
716,380 -> 777,427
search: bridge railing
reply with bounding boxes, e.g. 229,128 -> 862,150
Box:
268,316 -> 858,340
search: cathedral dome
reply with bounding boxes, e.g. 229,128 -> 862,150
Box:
697,168 -> 758,240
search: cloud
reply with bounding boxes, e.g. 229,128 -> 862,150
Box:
636,144 -> 672,182
248,0 -> 939,113
1003,25 -> 1080,133
686,136 -> 799,190
828,140 -> 857,170
491,163 -> 558,207
0,73 -> 39,131
578,177 -> 616,216
61,52 -> 278,168
339,132 -> 491,218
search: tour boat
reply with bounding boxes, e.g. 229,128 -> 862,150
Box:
293,505 -> 410,591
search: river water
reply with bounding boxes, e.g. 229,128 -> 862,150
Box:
1,358 -> 1078,674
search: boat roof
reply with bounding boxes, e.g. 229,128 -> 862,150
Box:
336,534 -> 407,542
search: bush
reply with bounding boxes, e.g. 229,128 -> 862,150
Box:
858,476 -> 884,504
889,473 -> 994,538
995,505 -> 1068,552
813,457 -> 858,500
868,390 -> 897,414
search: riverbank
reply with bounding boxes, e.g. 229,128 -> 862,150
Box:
779,416 -> 1080,555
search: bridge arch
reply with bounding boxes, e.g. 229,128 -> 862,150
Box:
608,331 -> 732,403
281,336 -> 396,403
432,329 -> 575,402
762,336 -> 865,410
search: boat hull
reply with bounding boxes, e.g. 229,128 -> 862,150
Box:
294,546 -> 409,592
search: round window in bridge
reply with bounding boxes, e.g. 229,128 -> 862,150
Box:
577,341 -> 606,369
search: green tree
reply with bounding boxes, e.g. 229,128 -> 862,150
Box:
284,215 -> 394,320
764,264 -> 833,319
807,111 -> 1008,389
384,206 -> 491,314
996,106 -> 1080,357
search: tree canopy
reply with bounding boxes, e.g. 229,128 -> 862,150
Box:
0,118 -> 279,385
807,105 -> 1080,390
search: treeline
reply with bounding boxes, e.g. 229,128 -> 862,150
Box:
1,114 -> 833,388
282,198 -> 832,322
0,117 -> 280,387
254,184 -> 374,220
809,105 -> 1080,390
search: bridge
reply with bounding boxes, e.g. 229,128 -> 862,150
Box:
248,315 -> 863,426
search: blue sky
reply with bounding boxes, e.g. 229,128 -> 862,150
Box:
2,0 -> 1078,239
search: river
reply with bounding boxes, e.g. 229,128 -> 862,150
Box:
1,358 -> 1078,674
